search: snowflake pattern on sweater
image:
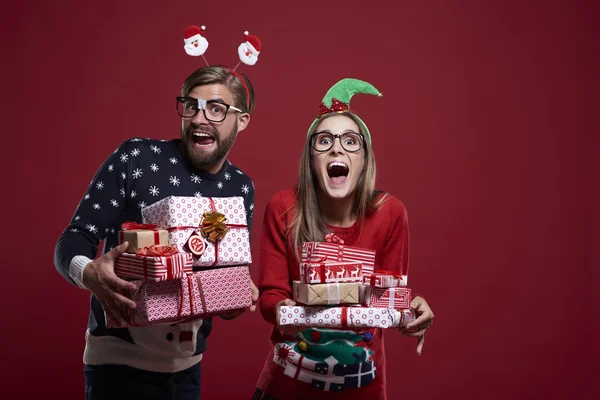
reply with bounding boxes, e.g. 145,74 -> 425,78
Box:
54,137 -> 255,368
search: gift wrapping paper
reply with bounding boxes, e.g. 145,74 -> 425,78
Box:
106,266 -> 253,328
293,281 -> 360,305
114,249 -> 193,282
299,262 -> 363,284
362,271 -> 408,288
141,196 -> 251,267
278,305 -> 415,329
360,286 -> 411,309
301,241 -> 375,275
118,228 -> 169,254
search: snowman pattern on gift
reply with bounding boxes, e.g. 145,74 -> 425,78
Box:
128,319 -> 203,357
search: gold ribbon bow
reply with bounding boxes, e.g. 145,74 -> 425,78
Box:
200,211 -> 228,243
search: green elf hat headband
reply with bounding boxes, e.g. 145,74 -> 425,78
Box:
307,78 -> 382,143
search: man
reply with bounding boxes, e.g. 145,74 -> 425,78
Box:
54,65 -> 259,399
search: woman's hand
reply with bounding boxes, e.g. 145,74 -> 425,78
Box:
400,296 -> 434,355
275,299 -> 306,337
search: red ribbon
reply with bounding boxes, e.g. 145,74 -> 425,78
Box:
325,233 -> 345,244
120,222 -> 161,247
121,221 -> 158,230
341,306 -> 348,328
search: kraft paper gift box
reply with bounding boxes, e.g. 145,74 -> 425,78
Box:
117,221 -> 169,254
114,245 -> 193,282
362,271 -> 408,288
301,234 -> 376,276
106,266 -> 253,328
359,286 -> 411,310
299,262 -> 363,284
141,196 -> 251,268
278,305 -> 415,329
293,281 -> 360,306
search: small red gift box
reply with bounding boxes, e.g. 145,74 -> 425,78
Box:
114,245 -> 193,282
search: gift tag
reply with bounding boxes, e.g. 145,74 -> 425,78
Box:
187,233 -> 206,256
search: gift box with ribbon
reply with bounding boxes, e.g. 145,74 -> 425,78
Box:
118,221 -> 170,254
362,270 -> 408,288
302,234 -> 376,276
141,196 -> 251,267
278,305 -> 415,329
106,274 -> 198,328
106,266 -> 252,328
293,281 -> 360,306
299,262 -> 363,284
359,286 -> 411,309
114,245 -> 193,282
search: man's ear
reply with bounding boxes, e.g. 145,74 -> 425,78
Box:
237,113 -> 251,133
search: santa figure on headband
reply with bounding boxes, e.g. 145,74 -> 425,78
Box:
184,25 -> 209,57
238,31 -> 261,66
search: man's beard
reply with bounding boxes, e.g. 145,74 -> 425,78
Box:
180,121 -> 238,170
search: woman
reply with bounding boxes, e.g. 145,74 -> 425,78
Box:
253,78 -> 434,400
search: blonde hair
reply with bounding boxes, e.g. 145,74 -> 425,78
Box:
290,112 -> 386,260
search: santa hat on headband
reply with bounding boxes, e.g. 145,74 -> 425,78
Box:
307,78 -> 382,142
184,25 -> 206,45
243,31 -> 261,55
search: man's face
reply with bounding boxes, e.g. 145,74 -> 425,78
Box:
180,83 -> 249,171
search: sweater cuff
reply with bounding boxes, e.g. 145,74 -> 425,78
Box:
69,256 -> 93,289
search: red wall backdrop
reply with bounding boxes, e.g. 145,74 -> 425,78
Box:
2,1 -> 598,399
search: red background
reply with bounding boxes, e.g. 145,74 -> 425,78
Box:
3,0 -> 598,399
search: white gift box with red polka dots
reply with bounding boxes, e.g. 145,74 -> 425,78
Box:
278,305 -> 415,329
141,196 -> 251,267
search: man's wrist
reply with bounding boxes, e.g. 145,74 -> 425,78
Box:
69,256 -> 93,289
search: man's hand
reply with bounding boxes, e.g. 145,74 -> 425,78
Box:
82,241 -> 137,327
275,299 -> 306,337
219,280 -> 259,320
400,296 -> 434,355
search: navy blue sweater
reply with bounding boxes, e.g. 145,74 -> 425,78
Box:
54,137 -> 254,372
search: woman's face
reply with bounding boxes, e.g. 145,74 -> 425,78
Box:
311,115 -> 365,201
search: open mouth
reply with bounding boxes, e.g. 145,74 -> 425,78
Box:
327,161 -> 349,184
192,131 -> 216,146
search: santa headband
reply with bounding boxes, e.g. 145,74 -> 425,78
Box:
307,78 -> 382,143
183,25 -> 262,109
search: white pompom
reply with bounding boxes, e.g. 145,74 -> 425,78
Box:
244,31 -> 249,36
201,25 -> 206,30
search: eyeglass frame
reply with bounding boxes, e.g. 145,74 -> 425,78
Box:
176,96 -> 244,122
310,131 -> 366,153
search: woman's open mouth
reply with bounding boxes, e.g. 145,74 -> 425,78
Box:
327,161 -> 349,184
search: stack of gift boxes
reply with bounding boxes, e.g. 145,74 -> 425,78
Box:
106,195 -> 253,328
279,234 -> 415,330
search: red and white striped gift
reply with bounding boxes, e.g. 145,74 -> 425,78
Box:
362,271 -> 408,288
301,241 -> 375,276
360,286 -> 411,309
114,245 -> 193,282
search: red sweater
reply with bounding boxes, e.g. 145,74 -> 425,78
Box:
256,189 -> 410,400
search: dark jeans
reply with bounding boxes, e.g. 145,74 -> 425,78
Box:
84,363 -> 201,400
